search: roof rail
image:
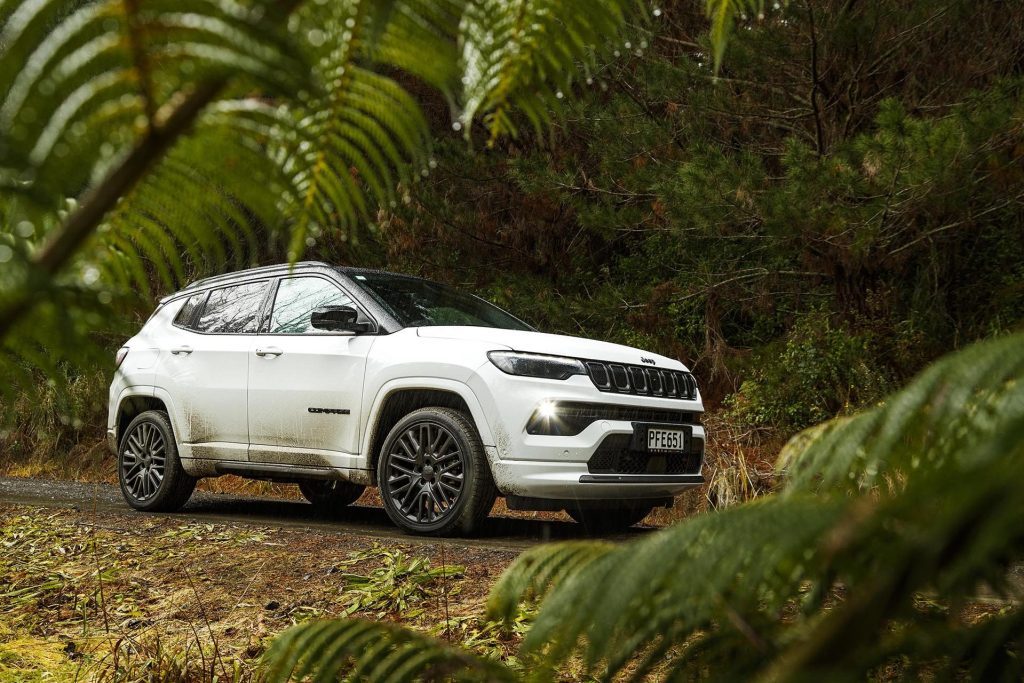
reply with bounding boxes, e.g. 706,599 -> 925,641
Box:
183,261 -> 331,290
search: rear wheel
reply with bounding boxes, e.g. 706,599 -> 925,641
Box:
298,479 -> 365,512
566,502 -> 654,534
118,410 -> 196,512
377,407 -> 496,536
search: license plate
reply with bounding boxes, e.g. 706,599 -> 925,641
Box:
639,426 -> 690,453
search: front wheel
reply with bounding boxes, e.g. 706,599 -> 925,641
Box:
377,407 -> 496,536
298,479 -> 365,512
566,502 -> 654,534
118,410 -> 196,512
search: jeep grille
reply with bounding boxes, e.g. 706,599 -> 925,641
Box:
585,361 -> 698,400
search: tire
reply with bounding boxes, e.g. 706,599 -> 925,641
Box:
298,479 -> 365,512
377,407 -> 497,536
118,410 -> 196,512
566,502 -> 654,534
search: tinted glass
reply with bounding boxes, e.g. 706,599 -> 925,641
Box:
349,272 -> 532,331
195,281 -> 267,334
173,293 -> 205,329
269,277 -> 353,334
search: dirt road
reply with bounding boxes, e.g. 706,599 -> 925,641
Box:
0,476 -> 650,551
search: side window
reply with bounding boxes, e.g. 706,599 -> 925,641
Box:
269,277 -> 353,334
195,281 -> 268,334
172,293 -> 205,330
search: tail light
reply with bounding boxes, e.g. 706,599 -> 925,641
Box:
115,347 -> 129,368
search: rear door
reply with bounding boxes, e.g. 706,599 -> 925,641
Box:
156,280 -> 269,463
246,275 -> 375,470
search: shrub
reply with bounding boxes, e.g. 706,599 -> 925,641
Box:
726,310 -> 894,434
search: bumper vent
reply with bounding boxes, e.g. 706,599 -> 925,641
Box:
588,434 -> 704,476
586,361 -> 698,400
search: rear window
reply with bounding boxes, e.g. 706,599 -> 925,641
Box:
172,293 -> 206,329
194,281 -> 268,334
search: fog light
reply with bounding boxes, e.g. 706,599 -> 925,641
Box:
537,400 -> 557,419
526,401 -> 569,435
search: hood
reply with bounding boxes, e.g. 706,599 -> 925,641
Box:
415,327 -> 686,370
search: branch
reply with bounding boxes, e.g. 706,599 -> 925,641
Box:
674,269 -> 828,302
807,0 -> 826,156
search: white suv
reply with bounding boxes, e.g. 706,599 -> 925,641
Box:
108,263 -> 705,535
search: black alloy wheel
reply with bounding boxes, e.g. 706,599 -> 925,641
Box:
378,407 -> 496,536
118,410 -> 196,512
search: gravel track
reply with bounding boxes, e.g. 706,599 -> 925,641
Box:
0,476 -> 650,551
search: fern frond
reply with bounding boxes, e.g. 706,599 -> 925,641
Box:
511,496 -> 847,677
269,0 -> 433,258
368,0 -> 464,94
766,434 -> 1024,680
778,331 -> 1024,494
457,0 -> 644,142
0,0 -> 304,209
260,618 -> 517,683
486,540 -> 614,624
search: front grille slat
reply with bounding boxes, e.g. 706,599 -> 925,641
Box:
610,364 -> 630,391
588,434 -> 704,475
585,361 -> 698,401
647,368 -> 663,395
587,362 -> 611,389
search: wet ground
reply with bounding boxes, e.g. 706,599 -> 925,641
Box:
0,476 -> 651,551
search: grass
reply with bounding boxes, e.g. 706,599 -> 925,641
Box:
0,506 -> 521,682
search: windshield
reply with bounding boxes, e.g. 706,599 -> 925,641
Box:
348,272 -> 533,331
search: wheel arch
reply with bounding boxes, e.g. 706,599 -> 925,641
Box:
362,379 -> 493,484
115,392 -> 170,450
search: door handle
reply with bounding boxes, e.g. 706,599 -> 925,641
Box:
170,345 -> 193,355
255,347 -> 283,357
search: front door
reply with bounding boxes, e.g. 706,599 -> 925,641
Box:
246,275 -> 374,469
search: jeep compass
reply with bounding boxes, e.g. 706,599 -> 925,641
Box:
108,263 -> 705,535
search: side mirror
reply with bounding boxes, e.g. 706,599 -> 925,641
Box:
310,305 -> 370,333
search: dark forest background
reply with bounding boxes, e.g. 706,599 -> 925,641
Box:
4,0 -> 1023,502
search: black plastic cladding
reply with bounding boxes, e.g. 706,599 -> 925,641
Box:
585,361 -> 698,400
588,434 -> 704,475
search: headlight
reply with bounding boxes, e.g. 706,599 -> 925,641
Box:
487,351 -> 586,380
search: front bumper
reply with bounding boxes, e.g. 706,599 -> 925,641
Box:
470,363 -> 706,501
486,447 -> 703,500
